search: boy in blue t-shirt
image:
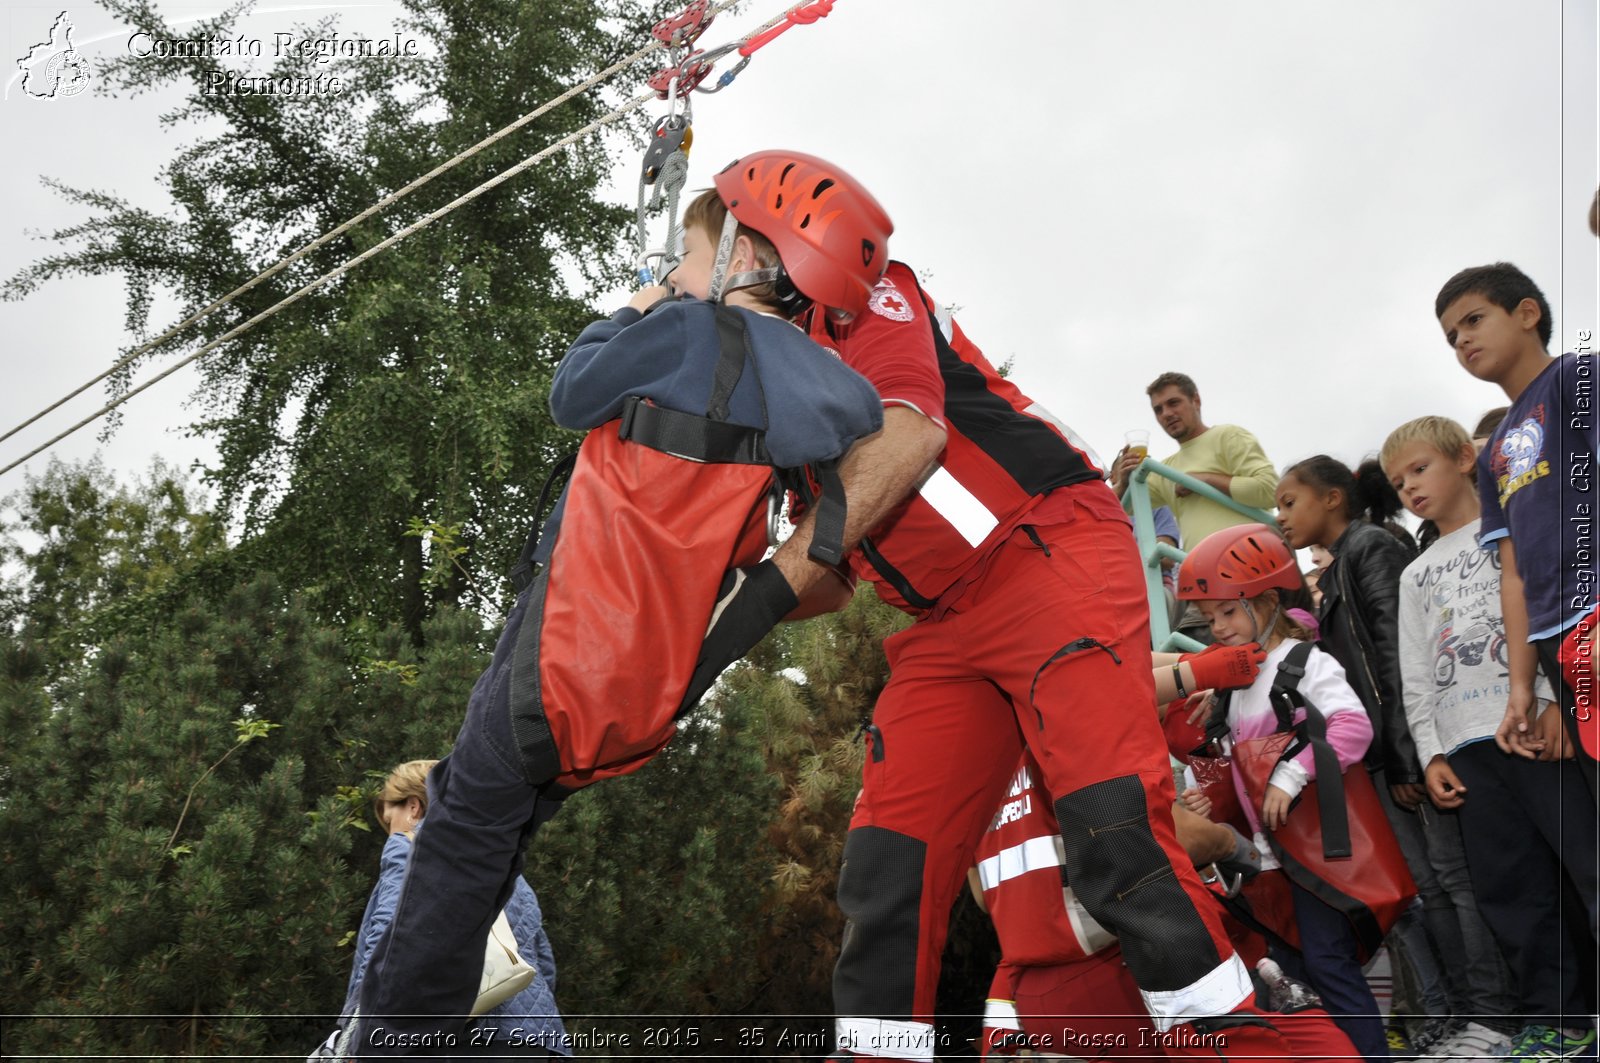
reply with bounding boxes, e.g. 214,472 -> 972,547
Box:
1436,263 -> 1597,783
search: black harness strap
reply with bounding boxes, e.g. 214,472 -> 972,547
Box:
616,303 -> 850,564
1269,641 -> 1352,860
859,535 -> 938,610
507,571 -> 563,786
509,453 -> 577,593
618,397 -> 772,465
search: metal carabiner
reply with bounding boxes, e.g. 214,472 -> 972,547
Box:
635,248 -> 676,287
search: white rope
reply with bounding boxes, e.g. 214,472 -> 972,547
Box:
0,0 -> 824,478
0,0 -> 747,450
0,89 -> 657,479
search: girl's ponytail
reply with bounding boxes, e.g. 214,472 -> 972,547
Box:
1351,459 -> 1403,525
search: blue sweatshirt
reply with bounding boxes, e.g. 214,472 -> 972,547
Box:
533,297 -> 884,561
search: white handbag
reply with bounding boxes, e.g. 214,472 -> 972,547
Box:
326,907 -> 536,1059
472,907 -> 537,1016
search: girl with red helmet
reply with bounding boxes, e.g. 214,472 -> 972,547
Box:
1175,524 -> 1390,1063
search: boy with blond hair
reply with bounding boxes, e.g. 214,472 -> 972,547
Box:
1384,415 -> 1597,1061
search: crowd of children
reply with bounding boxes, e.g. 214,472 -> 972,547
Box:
1113,262 -> 1596,1063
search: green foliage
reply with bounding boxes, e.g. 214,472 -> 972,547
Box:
0,456 -> 226,672
0,572 -> 495,1056
3,0 -> 665,639
529,695 -> 781,1029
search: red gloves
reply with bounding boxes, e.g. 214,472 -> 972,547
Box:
1184,642 -> 1267,692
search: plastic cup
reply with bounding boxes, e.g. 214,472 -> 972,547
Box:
1125,429 -> 1150,460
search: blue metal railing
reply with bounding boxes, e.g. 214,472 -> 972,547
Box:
1121,457 -> 1279,653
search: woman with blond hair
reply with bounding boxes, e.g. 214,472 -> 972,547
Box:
322,759 -> 568,1058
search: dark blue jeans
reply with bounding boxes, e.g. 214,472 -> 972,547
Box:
355,589 -> 568,1055
1283,880 -> 1389,1063
1451,738 -> 1599,1028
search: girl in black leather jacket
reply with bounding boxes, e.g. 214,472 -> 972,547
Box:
1275,456 -> 1420,796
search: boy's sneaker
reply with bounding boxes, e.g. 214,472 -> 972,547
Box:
1389,1024 -> 1417,1058
1414,1017 -> 1464,1053
1428,1021 -> 1511,1062
1503,1025 -> 1597,1061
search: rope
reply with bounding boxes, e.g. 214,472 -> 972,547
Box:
635,143 -> 692,283
0,0 -> 835,478
0,0 -> 747,451
0,89 -> 657,479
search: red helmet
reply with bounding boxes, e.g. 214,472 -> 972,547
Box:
713,150 -> 892,316
1175,523 -> 1301,601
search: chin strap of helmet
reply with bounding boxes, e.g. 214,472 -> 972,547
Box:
707,209 -> 812,316
706,210 -> 742,303
1242,592 -> 1284,646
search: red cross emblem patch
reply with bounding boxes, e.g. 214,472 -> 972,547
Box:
868,281 -> 914,322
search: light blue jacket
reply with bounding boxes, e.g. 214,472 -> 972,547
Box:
340,830 -> 570,1055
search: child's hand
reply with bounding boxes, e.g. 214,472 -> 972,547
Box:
1424,756 -> 1466,809
1531,701 -> 1575,761
1389,782 -> 1428,811
1261,785 -> 1292,830
1495,688 -> 1539,757
1184,691 -> 1216,728
627,284 -> 672,313
1179,787 -> 1213,818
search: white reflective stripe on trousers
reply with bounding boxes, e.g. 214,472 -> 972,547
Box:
835,1017 -> 937,1061
1140,952 -> 1254,1031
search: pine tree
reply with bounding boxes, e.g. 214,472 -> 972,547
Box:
0,457 -> 225,675
0,571 -> 498,1056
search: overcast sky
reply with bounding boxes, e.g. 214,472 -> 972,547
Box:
2,1 -> 1596,532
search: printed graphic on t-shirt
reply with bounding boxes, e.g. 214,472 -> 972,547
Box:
1416,545 -> 1509,688
1431,616 -> 1509,688
1492,409 -> 1551,507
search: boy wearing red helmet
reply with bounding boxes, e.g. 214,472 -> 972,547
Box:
350,176 -> 887,1053
706,150 -> 1302,1061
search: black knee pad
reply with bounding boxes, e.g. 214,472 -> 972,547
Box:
833,826 -> 925,1019
1054,775 -> 1222,990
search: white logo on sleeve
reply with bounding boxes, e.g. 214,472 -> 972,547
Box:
868,280 -> 915,322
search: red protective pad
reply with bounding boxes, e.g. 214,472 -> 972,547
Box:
1162,698 -> 1207,763
541,424 -> 772,790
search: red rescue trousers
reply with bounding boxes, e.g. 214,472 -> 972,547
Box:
833,484 -> 1290,1061
999,946 -> 1357,1061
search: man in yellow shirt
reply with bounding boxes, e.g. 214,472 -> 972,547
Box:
1113,372 -> 1278,642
